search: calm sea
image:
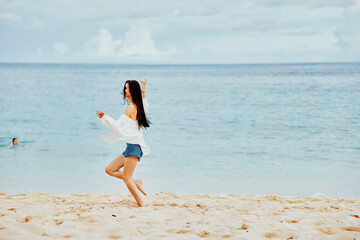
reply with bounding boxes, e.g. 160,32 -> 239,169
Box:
0,63 -> 359,198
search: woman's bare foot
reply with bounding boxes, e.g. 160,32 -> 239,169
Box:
135,179 -> 147,196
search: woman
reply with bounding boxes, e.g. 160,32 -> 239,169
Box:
96,79 -> 150,207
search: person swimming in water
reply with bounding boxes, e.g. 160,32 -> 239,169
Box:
12,138 -> 18,146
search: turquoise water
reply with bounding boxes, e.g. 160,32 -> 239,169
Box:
0,63 -> 359,198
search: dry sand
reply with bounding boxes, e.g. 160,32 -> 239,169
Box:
0,192 -> 359,239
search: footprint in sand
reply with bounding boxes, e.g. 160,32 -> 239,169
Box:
318,227 -> 335,235
177,229 -> 190,234
107,235 -> 122,239
285,220 -> 298,224
341,226 -> 360,232
264,232 -> 278,238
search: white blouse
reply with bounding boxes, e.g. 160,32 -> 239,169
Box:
99,98 -> 150,156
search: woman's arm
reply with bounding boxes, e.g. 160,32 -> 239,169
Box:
141,78 -> 147,99
97,110 -> 132,137
99,113 -> 138,139
143,98 -> 149,114
99,113 -> 119,135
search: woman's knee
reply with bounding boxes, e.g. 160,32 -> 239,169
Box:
105,167 -> 113,175
122,174 -> 131,183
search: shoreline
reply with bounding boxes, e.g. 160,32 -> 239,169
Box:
1,192 -> 360,239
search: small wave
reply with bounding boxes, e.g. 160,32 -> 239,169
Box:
312,192 -> 330,198
247,151 -> 267,155
7,119 -> 40,123
39,148 -> 50,152
285,124 -> 307,129
0,144 -> 10,149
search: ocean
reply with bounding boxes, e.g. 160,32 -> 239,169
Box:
0,63 -> 359,198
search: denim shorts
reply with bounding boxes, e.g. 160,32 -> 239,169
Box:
122,143 -> 143,161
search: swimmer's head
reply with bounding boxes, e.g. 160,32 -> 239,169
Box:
12,138 -> 18,145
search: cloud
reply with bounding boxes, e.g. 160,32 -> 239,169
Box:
0,12 -> 21,23
121,20 -> 163,59
25,18 -> 46,30
76,21 -> 175,61
1,0 -> 359,63
82,28 -> 122,57
254,0 -> 356,8
37,47 -> 43,56
53,42 -> 69,56
334,0 -> 360,56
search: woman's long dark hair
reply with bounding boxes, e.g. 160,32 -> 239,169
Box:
123,80 -> 150,129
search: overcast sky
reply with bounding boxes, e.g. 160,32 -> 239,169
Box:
0,0 -> 359,64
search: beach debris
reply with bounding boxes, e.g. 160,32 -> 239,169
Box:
196,203 -> 206,209
24,216 -> 33,223
237,223 -> 248,230
198,230 -> 210,238
55,219 -> 64,225
112,214 -> 116,217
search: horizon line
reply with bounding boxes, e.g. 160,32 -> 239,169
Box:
0,61 -> 359,66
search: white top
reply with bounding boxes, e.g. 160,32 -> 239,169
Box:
99,98 -> 150,156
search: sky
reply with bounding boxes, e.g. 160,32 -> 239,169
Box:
0,0 -> 359,64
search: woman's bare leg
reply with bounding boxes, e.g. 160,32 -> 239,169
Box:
123,156 -> 144,207
105,154 -> 146,196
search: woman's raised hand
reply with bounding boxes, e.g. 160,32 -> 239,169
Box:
141,78 -> 147,92
96,111 -> 105,119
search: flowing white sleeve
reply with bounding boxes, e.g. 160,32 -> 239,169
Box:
143,98 -> 149,114
101,114 -> 119,135
100,114 -> 138,139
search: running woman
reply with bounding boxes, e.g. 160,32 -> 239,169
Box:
96,79 -> 150,207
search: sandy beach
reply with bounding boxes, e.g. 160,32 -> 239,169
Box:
0,193 -> 359,239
